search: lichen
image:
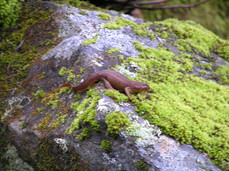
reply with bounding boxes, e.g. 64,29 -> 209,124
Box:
105,111 -> 131,134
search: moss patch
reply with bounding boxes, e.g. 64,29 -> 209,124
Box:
0,2 -> 59,116
82,34 -> 100,45
100,140 -> 111,152
98,12 -> 111,21
105,111 -> 131,134
103,17 -> 154,39
107,48 -> 121,54
59,67 -> 75,82
67,89 -> 100,133
214,65 -> 229,85
123,41 -> 229,169
104,89 -> 128,103
154,19 -> 229,61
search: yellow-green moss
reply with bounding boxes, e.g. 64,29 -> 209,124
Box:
19,120 -> 25,129
37,116 -> 52,130
76,128 -> 91,140
51,115 -> 67,129
42,92 -> 60,110
155,19 -> 229,61
0,0 -> 24,28
67,89 -> 100,133
100,140 -> 111,152
136,160 -> 149,170
98,12 -> 111,20
104,89 -> 128,103
33,88 -> 46,99
105,111 -> 131,134
82,34 -> 100,45
0,3 -> 59,116
214,65 -> 229,84
59,67 -> 75,82
124,41 -> 229,168
107,48 -> 121,54
103,17 -> 154,39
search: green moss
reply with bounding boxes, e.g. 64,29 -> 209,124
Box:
214,65 -> 229,84
19,120 -> 25,129
136,160 -> 149,170
65,0 -> 101,11
38,107 -> 46,113
0,2 -> 59,115
155,19 -> 229,61
82,34 -> 100,45
37,116 -> 52,130
105,111 -> 131,134
42,92 -> 60,110
107,48 -> 121,54
58,67 -> 75,81
76,128 -> 91,140
104,89 -> 128,103
98,12 -> 111,20
51,115 -> 67,129
100,140 -> 111,152
67,89 -> 100,133
199,70 -> 206,76
33,88 -> 45,99
103,17 -> 154,39
122,42 -> 229,168
203,63 -> 212,70
35,139 -> 84,170
0,0 -> 24,28
78,10 -> 88,16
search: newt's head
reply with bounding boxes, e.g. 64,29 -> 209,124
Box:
132,82 -> 150,92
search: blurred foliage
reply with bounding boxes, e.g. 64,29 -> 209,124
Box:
0,0 -> 24,28
141,0 -> 229,39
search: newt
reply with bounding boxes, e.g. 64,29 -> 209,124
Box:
58,70 -> 150,99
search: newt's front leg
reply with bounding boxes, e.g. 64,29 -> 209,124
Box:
124,87 -> 132,100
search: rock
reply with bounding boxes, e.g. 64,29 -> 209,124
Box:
2,1 -> 228,171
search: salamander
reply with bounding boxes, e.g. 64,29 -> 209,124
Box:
58,70 -> 150,99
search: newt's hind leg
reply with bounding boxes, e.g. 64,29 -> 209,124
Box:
100,78 -> 116,90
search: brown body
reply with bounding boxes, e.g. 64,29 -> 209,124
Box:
58,70 -> 150,99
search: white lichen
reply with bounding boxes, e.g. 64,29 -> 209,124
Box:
54,138 -> 68,153
2,95 -> 32,122
97,98 -> 120,113
126,115 -> 161,147
116,64 -> 137,78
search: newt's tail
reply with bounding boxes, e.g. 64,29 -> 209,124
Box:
55,83 -> 74,91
